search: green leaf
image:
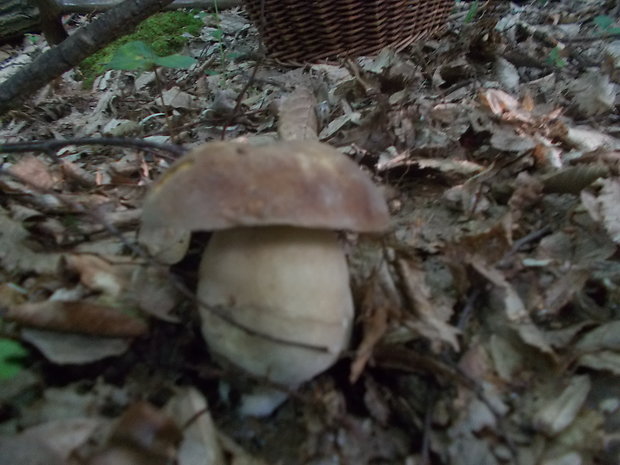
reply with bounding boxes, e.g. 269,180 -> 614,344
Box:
154,54 -> 197,69
546,46 -> 566,68
210,29 -> 223,40
464,0 -> 479,23
0,339 -> 28,379
594,15 -> 614,31
106,41 -> 158,71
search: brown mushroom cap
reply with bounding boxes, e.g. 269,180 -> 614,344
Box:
142,141 -> 389,233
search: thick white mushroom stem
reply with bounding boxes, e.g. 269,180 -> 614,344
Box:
197,226 -> 354,415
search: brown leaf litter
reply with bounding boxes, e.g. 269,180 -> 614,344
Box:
1,1 -> 620,464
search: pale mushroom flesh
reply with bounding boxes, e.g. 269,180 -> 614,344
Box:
198,226 -> 353,415
141,140 -> 390,415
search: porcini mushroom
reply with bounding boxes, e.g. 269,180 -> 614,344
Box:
141,140 -> 389,415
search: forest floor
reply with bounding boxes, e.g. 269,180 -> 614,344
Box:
1,0 -> 620,464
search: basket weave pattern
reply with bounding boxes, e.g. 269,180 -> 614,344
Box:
243,0 -> 453,62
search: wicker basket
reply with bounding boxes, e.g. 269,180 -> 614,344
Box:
243,0 -> 453,62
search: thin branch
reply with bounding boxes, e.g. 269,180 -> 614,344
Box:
0,137 -> 186,159
220,58 -> 263,140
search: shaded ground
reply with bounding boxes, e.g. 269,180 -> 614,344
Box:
1,1 -> 620,464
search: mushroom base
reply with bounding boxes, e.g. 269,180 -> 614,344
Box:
197,226 -> 354,401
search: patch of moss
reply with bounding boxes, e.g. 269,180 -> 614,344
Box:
79,10 -> 203,88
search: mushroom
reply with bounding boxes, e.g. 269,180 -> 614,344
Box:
141,140 -> 389,415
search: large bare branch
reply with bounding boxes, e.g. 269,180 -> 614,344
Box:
0,0 -> 176,115
0,0 -> 240,42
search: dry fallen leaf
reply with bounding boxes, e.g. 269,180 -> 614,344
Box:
66,254 -> 126,297
479,88 -> 533,124
277,86 -> 319,141
597,178 -> 620,244
398,258 -> 460,351
84,402 -> 182,465
578,351 -> 620,375
8,156 -> 57,190
470,259 -> 554,356
21,329 -> 131,364
350,274 -> 390,383
575,321 -> 620,353
569,71 -> 616,117
533,375 -> 591,436
0,206 -> 62,275
0,417 -> 103,465
165,388 -> 225,465
6,300 -> 147,337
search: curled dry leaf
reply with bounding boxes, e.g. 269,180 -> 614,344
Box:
533,375 -> 591,436
129,265 -> 180,323
0,206 -> 62,275
84,402 -> 182,465
138,225 -> 190,265
550,123 -> 620,153
165,388 -> 225,465
479,89 -> 533,124
575,320 -> 620,353
490,127 -> 537,152
0,417 -> 103,465
350,274 -> 390,383
161,87 -> 200,110
597,178 -> 620,244
67,253 -> 181,322
66,254 -> 125,297
542,164 -> 609,195
5,300 -> 147,337
569,71 -> 616,117
578,351 -> 620,375
21,329 -> 130,364
470,258 -> 554,356
397,258 -> 460,351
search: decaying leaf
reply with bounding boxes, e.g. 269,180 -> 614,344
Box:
350,273 -> 391,383
533,375 -> 591,436
138,225 -> 191,265
470,259 -> 554,355
542,164 -> 609,195
490,127 -> 537,152
569,71 -> 616,117
83,402 -> 182,465
5,300 -> 147,337
277,87 -> 319,141
578,351 -> 620,375
0,207 -> 62,275
66,253 -> 181,322
397,258 -> 460,351
0,417 -> 101,465
21,329 -> 131,364
575,321 -> 620,353
8,156 -> 57,190
479,88 -> 533,123
66,254 -> 126,297
597,178 -> 620,244
165,388 -> 225,465
554,124 -> 620,152
161,87 -> 201,110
